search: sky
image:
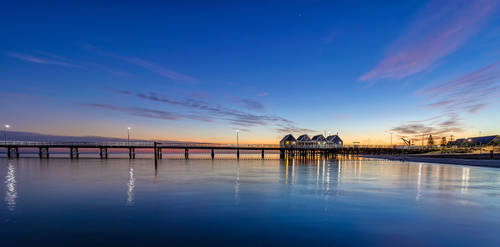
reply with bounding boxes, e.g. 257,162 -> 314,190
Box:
1,0 -> 500,145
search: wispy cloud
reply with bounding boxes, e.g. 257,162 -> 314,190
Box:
109,90 -> 312,133
257,92 -> 269,97
131,92 -> 288,126
6,50 -> 132,77
122,57 -> 198,83
421,61 -> 500,113
7,52 -> 80,68
360,0 -> 499,82
237,98 -> 265,110
390,113 -> 463,137
390,61 -> 500,138
81,43 -> 197,83
276,126 -> 316,134
86,103 -> 209,121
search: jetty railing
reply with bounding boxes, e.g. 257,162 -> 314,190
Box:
0,141 -> 438,160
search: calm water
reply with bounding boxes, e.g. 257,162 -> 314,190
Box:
1,157 -> 500,246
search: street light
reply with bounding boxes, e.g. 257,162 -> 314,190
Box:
127,127 -> 131,145
4,124 -> 10,143
236,129 -> 240,148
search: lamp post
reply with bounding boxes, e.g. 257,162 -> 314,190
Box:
4,124 -> 10,143
127,127 -> 131,145
390,132 -> 393,147
236,130 -> 240,148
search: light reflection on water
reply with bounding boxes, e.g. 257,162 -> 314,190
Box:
462,167 -> 470,194
234,160 -> 240,205
1,157 -> 500,246
4,162 -> 16,211
127,166 -> 135,206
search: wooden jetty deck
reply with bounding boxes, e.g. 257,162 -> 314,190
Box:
0,141 -> 430,160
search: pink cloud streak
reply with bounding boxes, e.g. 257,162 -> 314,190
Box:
421,61 -> 500,113
360,0 -> 499,82
7,52 -> 80,68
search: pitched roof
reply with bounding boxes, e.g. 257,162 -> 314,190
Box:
311,134 -> 326,141
297,134 -> 312,142
326,135 -> 343,143
280,134 -> 296,143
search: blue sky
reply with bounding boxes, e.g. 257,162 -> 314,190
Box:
1,0 -> 499,144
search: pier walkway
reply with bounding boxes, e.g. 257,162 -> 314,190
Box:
0,141 -> 430,160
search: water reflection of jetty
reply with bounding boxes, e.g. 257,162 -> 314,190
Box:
281,157 -> 341,194
279,156 -> 474,200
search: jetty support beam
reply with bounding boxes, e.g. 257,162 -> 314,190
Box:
39,147 -> 49,158
7,147 -> 19,158
154,142 -> 158,161
70,147 -> 79,159
129,148 -> 135,159
99,147 -> 108,159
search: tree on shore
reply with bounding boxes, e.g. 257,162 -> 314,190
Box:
427,134 -> 434,146
441,137 -> 447,146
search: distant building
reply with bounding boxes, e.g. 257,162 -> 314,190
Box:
448,135 -> 500,146
280,134 -> 297,148
448,138 -> 465,146
326,135 -> 343,147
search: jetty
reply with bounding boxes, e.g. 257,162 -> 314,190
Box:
0,141 -> 429,160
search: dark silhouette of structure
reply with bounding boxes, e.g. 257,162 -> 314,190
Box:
1,139 -> 429,160
447,135 -> 500,146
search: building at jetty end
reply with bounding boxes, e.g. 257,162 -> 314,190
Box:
280,134 -> 343,148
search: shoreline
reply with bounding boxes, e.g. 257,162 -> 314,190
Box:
363,155 -> 500,168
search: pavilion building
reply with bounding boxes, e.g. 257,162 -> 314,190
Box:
326,135 -> 343,148
280,134 -> 297,148
312,134 -> 327,148
297,134 -> 314,147
280,133 -> 344,148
